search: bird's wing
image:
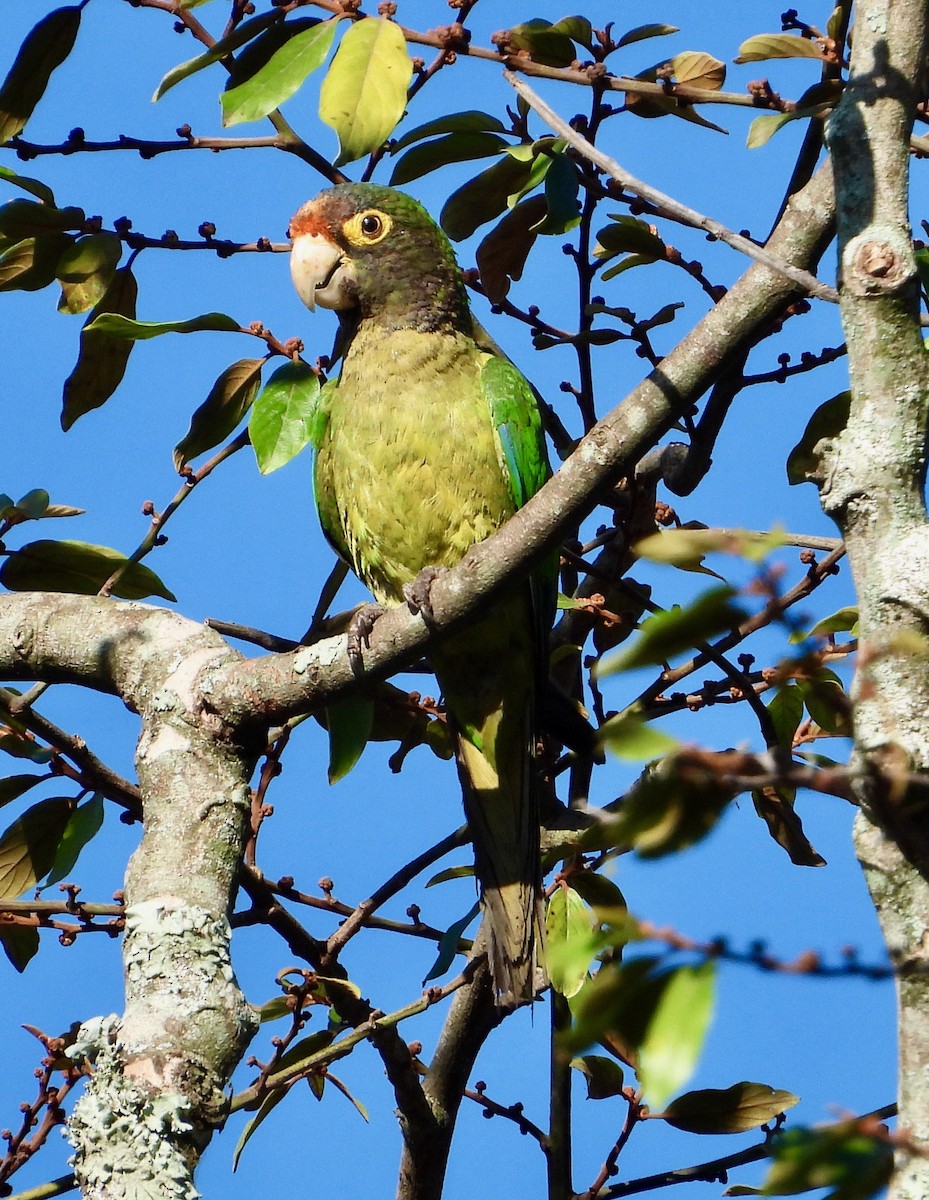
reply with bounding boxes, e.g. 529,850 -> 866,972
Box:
309,377 -> 351,565
479,353 -> 551,509
479,351 -> 557,641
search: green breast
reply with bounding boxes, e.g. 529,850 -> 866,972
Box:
316,325 -> 515,604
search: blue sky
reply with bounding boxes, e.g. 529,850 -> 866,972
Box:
0,3 -> 900,1198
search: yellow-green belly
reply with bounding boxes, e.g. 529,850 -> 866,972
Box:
316,326 -> 515,604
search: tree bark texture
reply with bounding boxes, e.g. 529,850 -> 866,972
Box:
823,2 -> 929,1194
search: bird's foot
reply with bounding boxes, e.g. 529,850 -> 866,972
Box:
346,602 -> 385,672
402,566 -> 447,625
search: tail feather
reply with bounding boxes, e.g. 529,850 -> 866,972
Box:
434,603 -> 545,1008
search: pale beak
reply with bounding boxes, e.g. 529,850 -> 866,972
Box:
290,232 -> 350,312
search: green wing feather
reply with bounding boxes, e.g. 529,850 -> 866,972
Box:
480,354 -> 551,509
308,377 -> 350,566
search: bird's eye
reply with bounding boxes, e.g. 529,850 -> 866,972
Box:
343,209 -> 392,246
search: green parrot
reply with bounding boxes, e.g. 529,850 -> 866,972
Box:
288,183 -> 552,1006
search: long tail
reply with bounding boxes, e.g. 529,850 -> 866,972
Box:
433,603 -> 544,1008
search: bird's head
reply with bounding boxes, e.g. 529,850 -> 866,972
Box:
288,183 -> 470,333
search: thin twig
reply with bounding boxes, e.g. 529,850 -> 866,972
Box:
506,74 -> 839,304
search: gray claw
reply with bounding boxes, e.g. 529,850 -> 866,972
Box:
347,602 -> 384,672
402,566 -> 446,625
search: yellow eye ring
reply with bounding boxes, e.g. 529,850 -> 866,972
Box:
343,209 -> 392,246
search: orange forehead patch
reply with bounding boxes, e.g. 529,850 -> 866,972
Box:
288,203 -> 334,240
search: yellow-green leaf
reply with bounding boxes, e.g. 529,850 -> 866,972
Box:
570,1054 -> 625,1100
545,886 -> 596,998
734,33 -> 828,63
599,711 -> 680,761
221,18 -> 340,126
672,51 -> 725,90
83,312 -> 241,339
0,540 -> 176,602
153,10 -> 280,101
174,357 -> 264,472
639,961 -> 715,1109
663,1081 -> 799,1134
597,587 -> 746,676
0,797 -> 73,900
56,231 -> 122,314
0,6 -> 83,144
319,18 -> 412,167
61,266 -> 138,429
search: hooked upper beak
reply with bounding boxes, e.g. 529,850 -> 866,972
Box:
290,232 -> 349,312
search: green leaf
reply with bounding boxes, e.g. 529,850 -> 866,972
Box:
0,540 -> 176,602
153,10 -> 281,101
594,215 -> 665,261
786,391 -> 851,485
83,312 -> 241,339
319,17 -> 413,167
797,605 -> 859,642
174,357 -> 264,472
545,886 -> 596,998
0,796 -> 73,899
507,20 -> 577,67
0,775 -> 46,810
0,166 -> 55,205
766,685 -> 804,750
549,16 -> 595,50
0,924 -> 40,972
735,33 -> 828,63
531,152 -> 581,235
638,961 -> 715,1109
0,734 -> 52,764
0,199 -> 85,240
752,788 -> 825,866
423,901 -> 480,984
0,233 -> 73,293
325,697 -> 374,784
616,24 -> 679,49
425,864 -> 475,887
232,1087 -> 287,1171
564,955 -> 667,1056
599,711 -> 680,760
566,870 -> 626,911
269,1029 -> 335,1077
393,110 -> 507,152
56,232 -> 123,315
249,360 -> 321,474
389,131 -> 510,187
798,670 -> 852,736
440,152 -> 536,242
740,1122 -> 893,1198
663,1081 -> 799,1134
597,587 -> 746,676
42,794 -> 104,888
475,194 -> 547,303
221,18 -> 340,127
0,6 -> 83,144
61,266 -> 138,429
583,758 -> 733,857
600,252 -> 661,281
570,1054 -> 625,1099
747,111 -> 807,149
14,489 -> 50,520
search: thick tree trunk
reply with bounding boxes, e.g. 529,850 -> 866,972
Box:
821,1 -> 929,1193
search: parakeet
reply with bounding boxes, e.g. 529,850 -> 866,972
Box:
288,183 -> 552,1007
